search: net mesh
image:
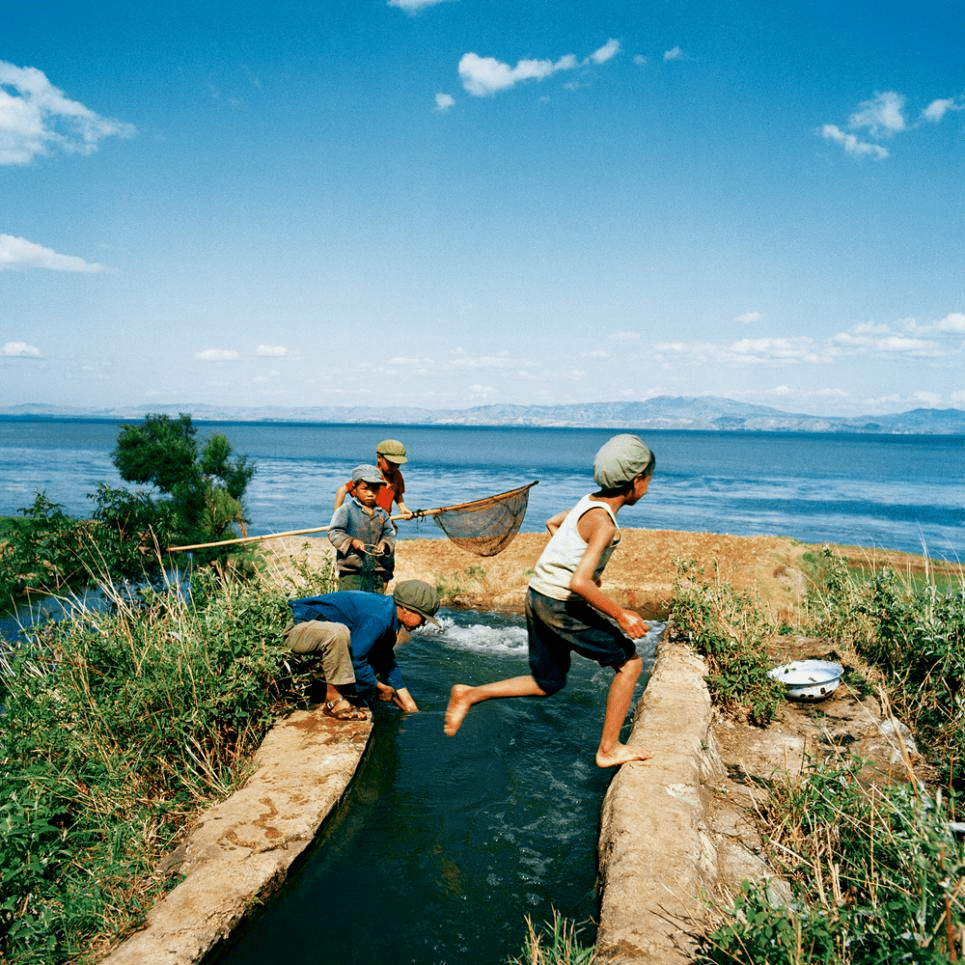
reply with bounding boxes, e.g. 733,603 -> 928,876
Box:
426,482 -> 536,557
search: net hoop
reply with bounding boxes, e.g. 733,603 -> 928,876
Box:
420,481 -> 538,557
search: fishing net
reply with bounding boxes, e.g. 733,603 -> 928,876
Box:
420,482 -> 538,557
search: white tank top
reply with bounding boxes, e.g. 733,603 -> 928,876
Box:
528,494 -> 620,602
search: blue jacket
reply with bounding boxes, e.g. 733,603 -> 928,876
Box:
288,591 -> 404,700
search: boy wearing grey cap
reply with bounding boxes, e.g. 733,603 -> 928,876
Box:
329,465 -> 397,593
444,434 -> 656,768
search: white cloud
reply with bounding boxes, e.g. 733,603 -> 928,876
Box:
829,321 -> 943,359
456,41 -> 621,99
435,92 -> 455,111
819,124 -> 889,160
2,340 -> 41,357
0,233 -> 104,271
607,330 -> 641,342
589,39 -> 621,65
459,51 -> 579,97
450,352 -> 533,370
729,336 -> 825,365
735,311 -> 763,323
195,349 -> 239,362
663,46 -> 683,62
922,97 -> 962,122
849,91 -> 906,136
388,0 -> 452,10
256,344 -> 287,357
908,390 -> 942,407
906,311 -> 965,336
0,60 -> 135,166
934,312 -> 965,333
633,55 -> 648,66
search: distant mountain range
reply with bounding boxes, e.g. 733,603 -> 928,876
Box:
3,397 -> 965,434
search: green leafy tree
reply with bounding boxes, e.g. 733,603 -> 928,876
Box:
111,414 -> 256,547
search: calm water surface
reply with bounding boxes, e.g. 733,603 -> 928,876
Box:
1,418 -> 962,558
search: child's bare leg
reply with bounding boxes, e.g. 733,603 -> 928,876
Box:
596,655 -> 651,768
444,675 -> 548,736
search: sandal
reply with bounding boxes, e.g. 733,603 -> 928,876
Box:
323,698 -> 367,721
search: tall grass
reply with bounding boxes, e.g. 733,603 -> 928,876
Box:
506,910 -> 598,965
0,551 -> 335,964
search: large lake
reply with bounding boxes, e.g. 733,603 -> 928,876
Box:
0,417 -> 962,558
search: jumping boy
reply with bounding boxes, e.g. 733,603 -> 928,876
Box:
444,434 -> 656,768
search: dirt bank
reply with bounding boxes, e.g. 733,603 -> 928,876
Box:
265,527 -> 827,618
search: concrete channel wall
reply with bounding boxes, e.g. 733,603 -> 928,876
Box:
102,640 -> 722,965
100,710 -> 373,965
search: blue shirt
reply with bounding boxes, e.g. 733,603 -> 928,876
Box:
288,591 -> 404,699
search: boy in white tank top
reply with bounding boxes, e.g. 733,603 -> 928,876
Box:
444,434 -> 656,768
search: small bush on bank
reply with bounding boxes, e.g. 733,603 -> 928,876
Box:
0,553 -> 334,964
812,547 -> 965,794
506,909 -> 598,964
667,559 -> 784,725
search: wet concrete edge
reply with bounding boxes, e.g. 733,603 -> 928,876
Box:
596,639 -> 718,964
100,707 -> 373,965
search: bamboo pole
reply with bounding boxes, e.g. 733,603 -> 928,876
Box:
166,481 -> 538,553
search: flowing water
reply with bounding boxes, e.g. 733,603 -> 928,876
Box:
206,610 -> 662,965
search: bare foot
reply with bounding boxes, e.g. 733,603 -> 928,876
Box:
444,684 -> 474,736
595,744 -> 653,769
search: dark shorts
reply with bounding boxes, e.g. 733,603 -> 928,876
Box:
525,588 -> 636,695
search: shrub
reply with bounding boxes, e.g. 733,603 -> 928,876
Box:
668,560 -> 784,725
812,547 -> 965,792
0,559 -> 325,963
507,910 -> 598,965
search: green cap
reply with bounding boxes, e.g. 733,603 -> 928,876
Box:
393,579 -> 440,626
376,439 -> 408,464
593,434 -> 655,489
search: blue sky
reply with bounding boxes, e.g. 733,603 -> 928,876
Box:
1,0 -> 962,417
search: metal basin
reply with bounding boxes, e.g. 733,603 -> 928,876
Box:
768,659 -> 843,701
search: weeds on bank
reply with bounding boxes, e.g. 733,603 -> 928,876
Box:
699,759 -> 965,964
668,559 -> 784,725
686,546 -> 965,963
506,910 -> 598,964
0,553 -> 334,964
810,547 -> 965,794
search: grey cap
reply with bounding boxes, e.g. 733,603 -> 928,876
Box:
593,434 -> 655,489
376,439 -> 408,464
393,579 -> 440,626
351,464 -> 384,486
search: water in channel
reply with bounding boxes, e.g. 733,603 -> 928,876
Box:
208,608 -> 662,965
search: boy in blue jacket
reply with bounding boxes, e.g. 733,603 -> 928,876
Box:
287,580 -> 440,719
